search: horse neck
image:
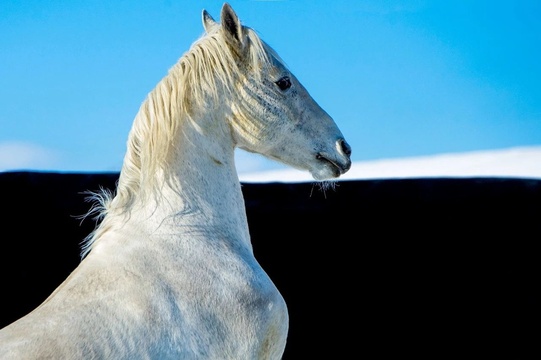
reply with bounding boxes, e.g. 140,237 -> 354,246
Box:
112,107 -> 252,252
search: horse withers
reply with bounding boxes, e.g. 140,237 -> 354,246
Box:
0,3 -> 351,359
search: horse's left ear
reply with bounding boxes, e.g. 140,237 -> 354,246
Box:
220,3 -> 246,52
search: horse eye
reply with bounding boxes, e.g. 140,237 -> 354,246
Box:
275,76 -> 291,91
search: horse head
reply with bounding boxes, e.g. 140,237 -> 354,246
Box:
203,3 -> 352,181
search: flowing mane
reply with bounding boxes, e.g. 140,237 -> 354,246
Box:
81,23 -> 278,257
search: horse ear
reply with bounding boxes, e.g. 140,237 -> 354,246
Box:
202,9 -> 217,33
220,3 -> 245,51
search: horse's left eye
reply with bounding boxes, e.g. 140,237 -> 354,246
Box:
275,76 -> 291,91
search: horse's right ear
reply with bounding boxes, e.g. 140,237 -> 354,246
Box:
202,9 -> 217,33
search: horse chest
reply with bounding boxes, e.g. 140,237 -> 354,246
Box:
141,244 -> 290,358
92,235 -> 289,355
169,242 -> 287,326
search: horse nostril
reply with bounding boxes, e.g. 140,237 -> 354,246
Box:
338,139 -> 352,156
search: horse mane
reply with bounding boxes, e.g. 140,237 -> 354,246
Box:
80,23 -> 279,257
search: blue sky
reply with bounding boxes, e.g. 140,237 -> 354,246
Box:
1,0 -> 540,173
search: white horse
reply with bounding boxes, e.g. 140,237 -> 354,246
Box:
0,3 -> 351,359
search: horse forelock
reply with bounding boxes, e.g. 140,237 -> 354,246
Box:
81,25 -> 276,257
